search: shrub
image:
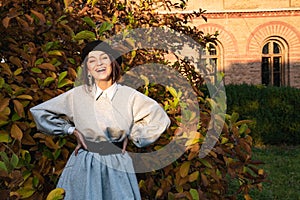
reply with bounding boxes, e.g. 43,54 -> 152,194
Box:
0,1 -> 266,199
226,84 -> 300,145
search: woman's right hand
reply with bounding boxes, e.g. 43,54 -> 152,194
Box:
72,129 -> 88,156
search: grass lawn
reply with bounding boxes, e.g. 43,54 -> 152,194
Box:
248,145 -> 300,200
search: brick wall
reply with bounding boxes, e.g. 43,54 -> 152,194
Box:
159,1 -> 300,88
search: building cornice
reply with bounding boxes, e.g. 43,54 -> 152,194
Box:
158,8 -> 300,18
205,8 -> 300,18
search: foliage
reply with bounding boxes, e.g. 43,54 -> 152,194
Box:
1,0 -> 266,199
226,84 -> 300,145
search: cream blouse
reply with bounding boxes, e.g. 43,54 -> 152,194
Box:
30,83 -> 170,147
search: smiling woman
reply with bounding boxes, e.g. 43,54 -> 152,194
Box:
29,40 -> 171,200
87,51 -> 113,87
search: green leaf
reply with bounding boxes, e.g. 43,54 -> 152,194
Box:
67,58 -> 75,64
0,161 -> 8,172
58,71 -> 67,83
0,77 -> 5,88
199,158 -> 213,168
56,15 -> 67,23
33,176 -> 39,188
17,187 -> 35,199
98,21 -> 113,35
166,86 -> 178,98
58,79 -> 73,88
10,153 -> 19,169
43,77 -> 55,87
22,170 -> 32,181
53,149 -> 61,160
0,132 -> 10,143
31,67 -> 42,73
12,113 -> 22,121
0,152 -> 9,166
45,42 -> 54,51
189,188 -> 199,200
239,123 -> 248,134
73,30 -> 96,41
231,112 -> 239,124
82,17 -> 96,28
24,151 -> 31,163
112,15 -> 118,24
35,58 -> 44,65
0,120 -> 9,127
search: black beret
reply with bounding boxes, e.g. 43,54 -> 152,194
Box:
81,40 -> 122,66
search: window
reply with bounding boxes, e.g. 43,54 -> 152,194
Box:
261,40 -> 285,86
200,43 -> 219,84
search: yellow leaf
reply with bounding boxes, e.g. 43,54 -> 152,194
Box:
13,99 -> 25,117
0,130 -> 11,143
244,194 -> 252,200
17,177 -> 35,199
48,50 -> 64,56
179,161 -> 191,178
16,95 -> 33,100
0,98 -> 10,112
46,188 -> 65,200
63,0 -> 73,7
188,171 -> 199,182
11,123 -> 23,141
14,68 -> 23,76
155,188 -> 163,199
185,138 -> 199,146
44,137 -> 60,149
258,169 -> 264,175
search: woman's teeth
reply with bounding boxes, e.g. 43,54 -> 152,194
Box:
96,68 -> 105,72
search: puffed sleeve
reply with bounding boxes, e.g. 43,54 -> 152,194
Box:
30,89 -> 74,135
129,91 -> 170,147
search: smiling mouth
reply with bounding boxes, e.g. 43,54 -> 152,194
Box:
96,67 -> 106,72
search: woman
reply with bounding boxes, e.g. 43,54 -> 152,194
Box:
30,40 -> 170,199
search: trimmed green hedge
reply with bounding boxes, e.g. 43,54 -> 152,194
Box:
225,84 -> 300,145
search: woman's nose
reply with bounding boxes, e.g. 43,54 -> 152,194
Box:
97,59 -> 103,65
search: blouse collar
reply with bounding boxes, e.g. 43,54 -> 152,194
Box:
95,82 -> 118,101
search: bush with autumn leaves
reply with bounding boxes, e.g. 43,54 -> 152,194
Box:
0,0 -> 266,199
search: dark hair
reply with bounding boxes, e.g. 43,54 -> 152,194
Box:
79,40 -> 122,90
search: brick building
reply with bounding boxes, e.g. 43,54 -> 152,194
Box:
161,0 -> 300,88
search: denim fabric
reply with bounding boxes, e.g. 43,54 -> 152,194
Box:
57,150 -> 141,200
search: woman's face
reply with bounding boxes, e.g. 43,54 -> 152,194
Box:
87,51 -> 112,83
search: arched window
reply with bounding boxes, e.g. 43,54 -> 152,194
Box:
261,39 -> 285,86
200,43 -> 219,84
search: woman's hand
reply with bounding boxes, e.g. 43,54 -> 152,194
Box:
72,129 -> 87,156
